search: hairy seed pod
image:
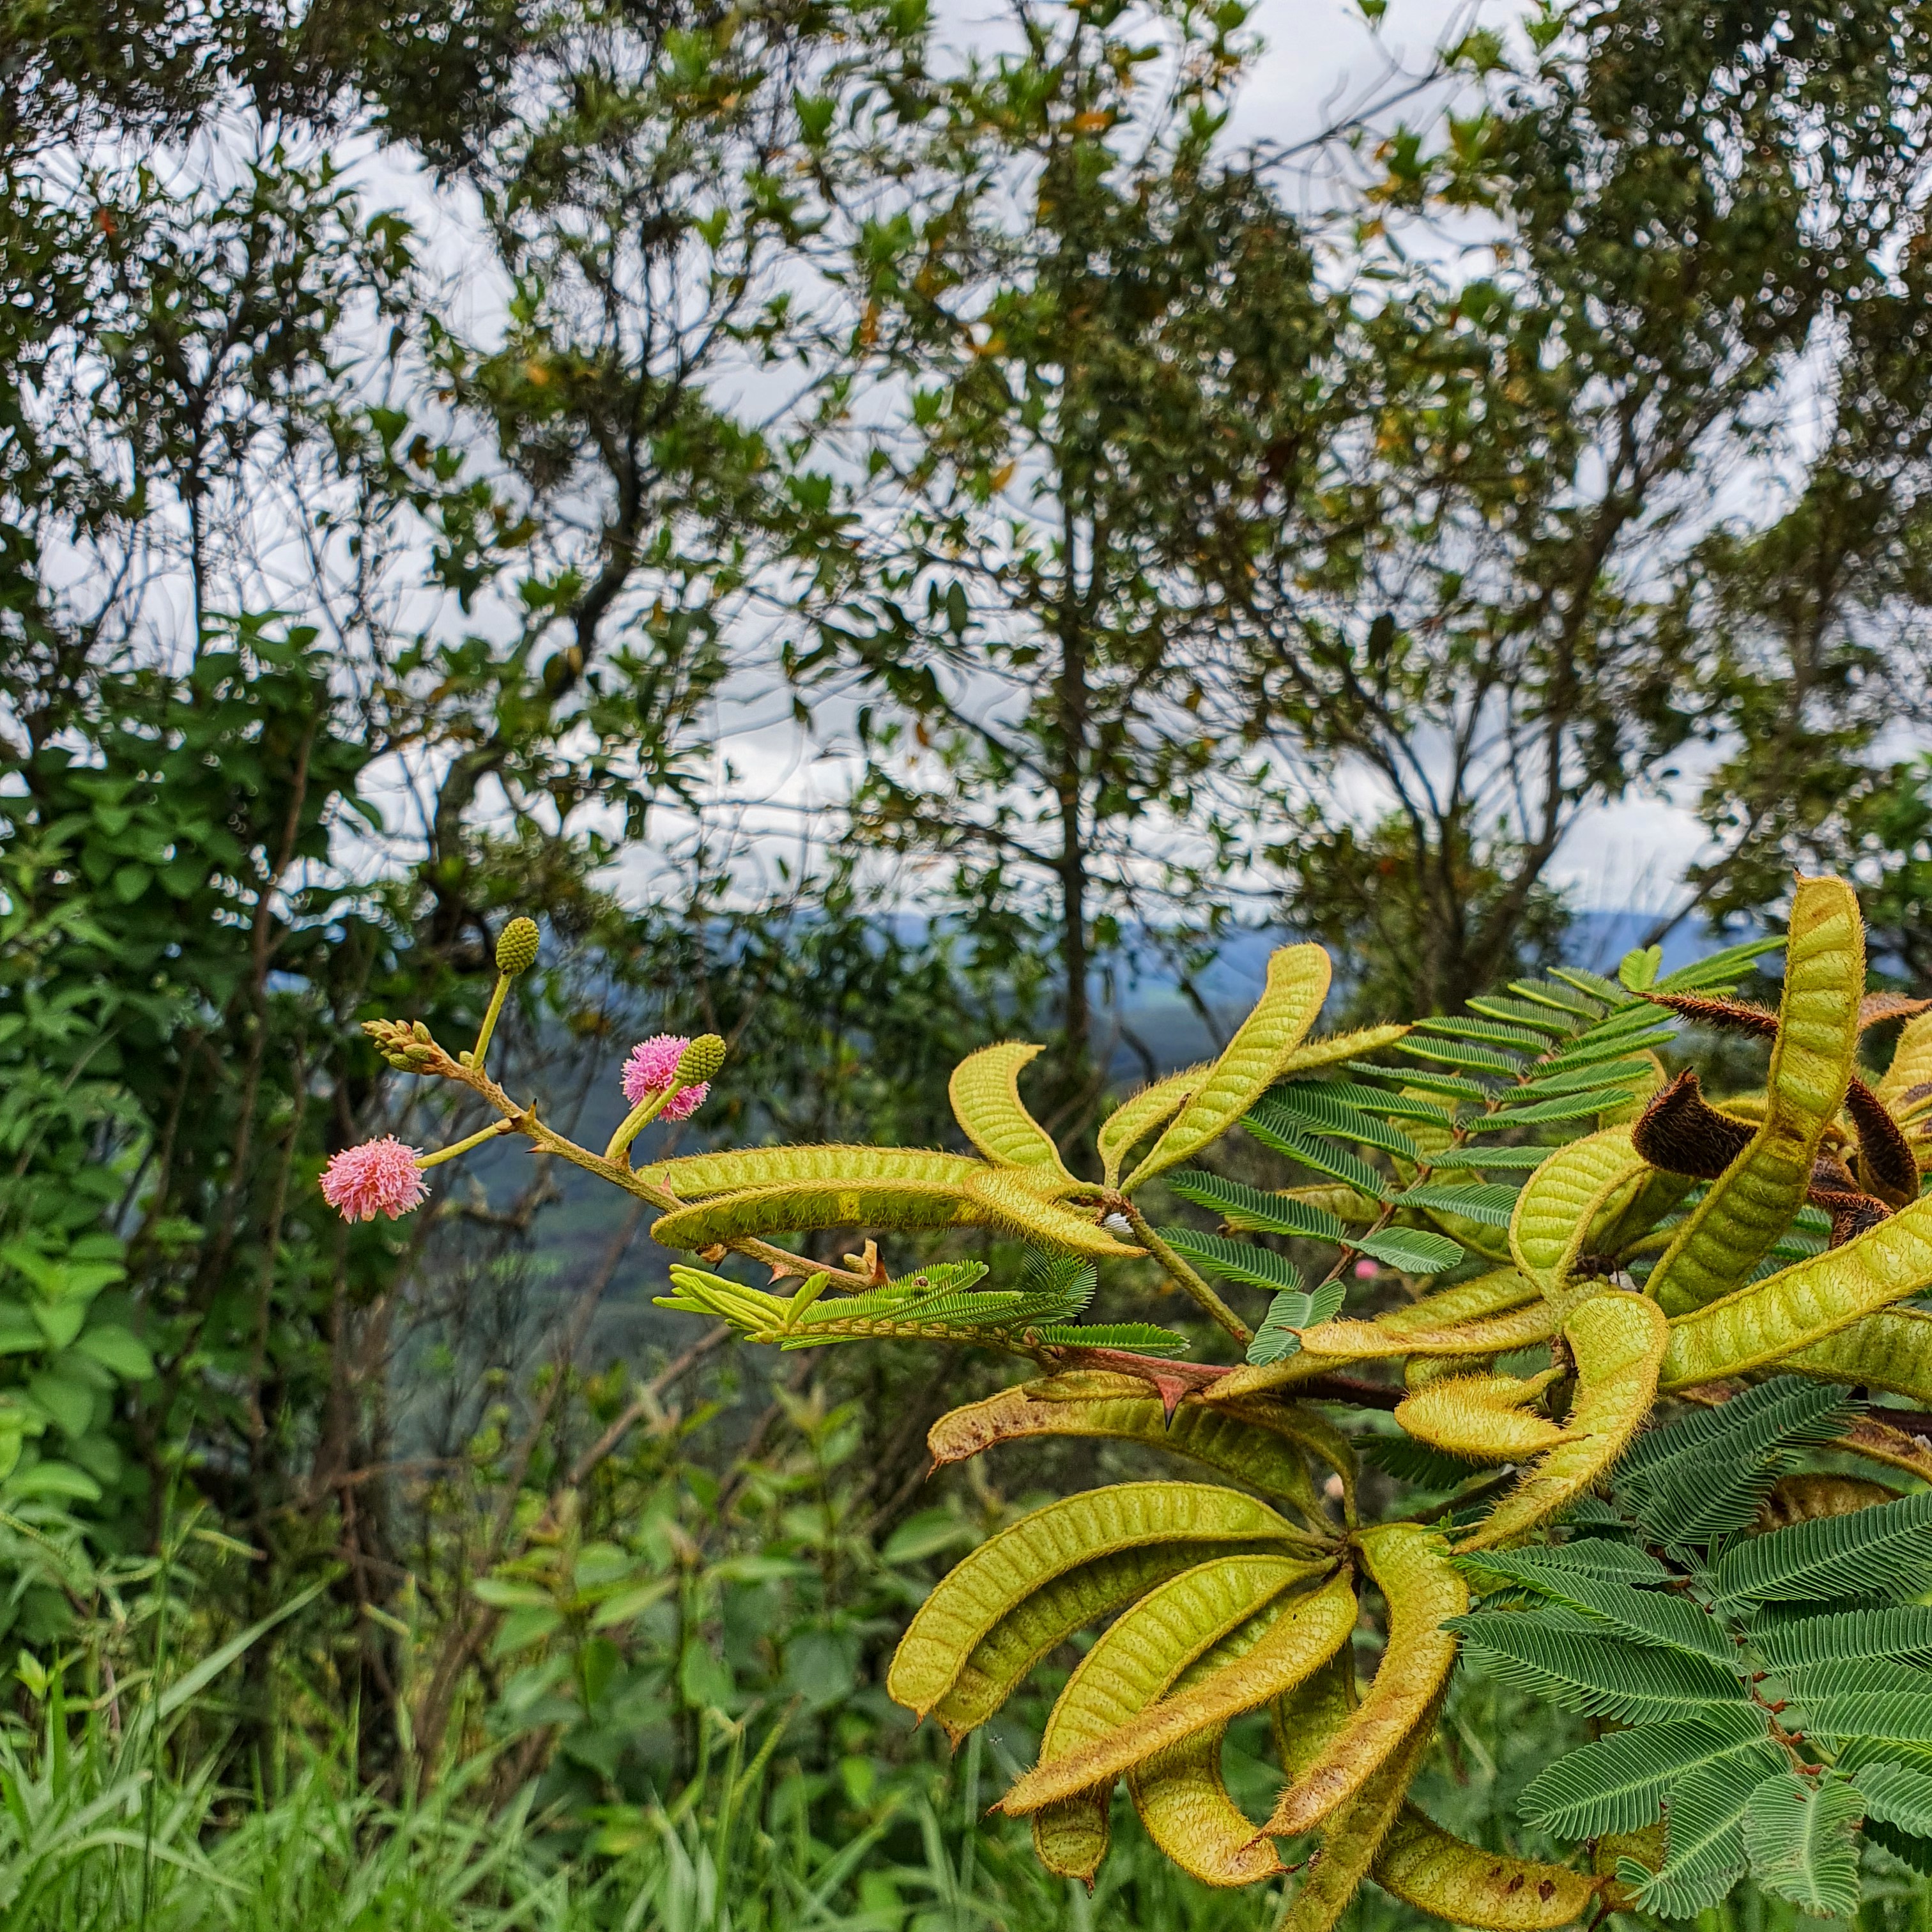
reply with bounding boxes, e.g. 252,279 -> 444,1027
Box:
1372,1806 -> 1598,1929
648,1170 -> 1142,1259
1509,1129 -> 1686,1313
948,1041 -> 1075,1184
1459,1293 -> 1667,1552
1659,1188 -> 1932,1388
1275,1689 -> 1445,1932
1298,1299 -> 1556,1361
1404,1351 -> 1498,1391
1128,1614 -> 1293,1887
1099,1062 -> 1211,1183
1844,1076 -> 1917,1206
931,1544 -> 1267,1744
997,1569 -> 1359,1818
1646,876 -> 1863,1314
887,1483 -> 1310,1720
637,1145 -> 981,1200
1023,1558 -> 1317,1880
1395,1370 -> 1569,1461
1261,1524 -> 1466,1837
1123,944 -> 1333,1191
494,916 -> 540,976
1786,1305 -> 1932,1401
1753,1472 -> 1900,1532
928,1374 -> 1327,1521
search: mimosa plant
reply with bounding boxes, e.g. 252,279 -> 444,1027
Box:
329,878 -> 1932,1923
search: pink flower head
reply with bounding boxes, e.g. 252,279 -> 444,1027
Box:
1353,1257 -> 1379,1280
321,1137 -> 429,1222
621,1033 -> 708,1121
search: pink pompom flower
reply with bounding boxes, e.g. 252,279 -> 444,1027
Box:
321,1137 -> 429,1222
1353,1257 -> 1379,1280
621,1033 -> 708,1121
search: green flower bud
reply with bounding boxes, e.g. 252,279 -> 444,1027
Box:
411,1020 -> 433,1043
496,916 -> 540,977
676,1033 -> 726,1084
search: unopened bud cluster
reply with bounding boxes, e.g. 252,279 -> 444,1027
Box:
677,1034 -> 726,1084
365,1016 -> 441,1071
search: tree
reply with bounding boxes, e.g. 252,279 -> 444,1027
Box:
800,0 -> 1333,1145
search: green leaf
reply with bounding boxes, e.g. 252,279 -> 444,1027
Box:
1551,967 -> 1634,1008
1624,1756 -> 1778,1918
1855,1761 -> 1932,1836
1468,1087 -> 1634,1130
1417,1016 -> 1552,1052
1353,1227 -> 1464,1273
1448,1609 -> 1751,1721
1742,1772 -> 1862,1919
1346,1061 -> 1491,1103
1281,1080 -> 1452,1128
1239,1111 -> 1388,1199
1167,1171 -> 1347,1241
1506,979 -> 1600,1021
1466,997 -> 1574,1038
1466,1557 -> 1734,1663
1711,1491 -> 1932,1607
1161,1229 -> 1305,1294
1519,1707 -> 1777,1839
1619,946 -> 1663,992
1248,1091 -> 1422,1165
1753,1607 -> 1932,1674
1510,1057 -> 1657,1100
1617,1376 -> 1854,1548
1657,936 -> 1786,992
1396,1182 -> 1521,1227
72,1322 -> 155,1381
1245,1282 -> 1346,1366
1029,1322 -> 1190,1356
1395,1038 -> 1524,1077
1425,1143 -> 1560,1170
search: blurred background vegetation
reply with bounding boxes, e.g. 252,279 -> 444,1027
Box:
8,0 -> 1932,1921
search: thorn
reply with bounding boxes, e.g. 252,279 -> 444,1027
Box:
698,1244 -> 727,1263
767,1259 -> 800,1282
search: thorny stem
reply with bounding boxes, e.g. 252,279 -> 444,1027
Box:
1112,1197 -> 1251,1344
416,1040 -> 873,1291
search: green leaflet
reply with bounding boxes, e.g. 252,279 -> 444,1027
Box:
1710,1490 -> 1932,1607
1213,1267 -> 1537,1401
1262,1524 -> 1466,1836
931,1543 -> 1239,1743
1123,944 -> 1333,1191
1621,1754 -> 1778,1918
947,1042 -> 1076,1184
1022,1555 -> 1314,1880
1742,1772 -> 1863,1919
1397,1181 -> 1523,1228
1162,1229 -> 1305,1295
648,1169 -> 1144,1259
1519,1706 -> 1777,1839
1098,1062 -> 1209,1185
1468,1556 -> 1736,1665
1854,1761 -> 1932,1836
1128,1613 -> 1289,1888
635,1143 -> 983,1199
1752,1607 -> 1932,1674
1646,876 -> 1864,1315
999,1568 -> 1360,1818
886,1482 -> 1307,1719
1786,1307 -> 1932,1402
1458,1293 -> 1668,1552
1167,1170 -> 1347,1241
1447,1609 -> 1751,1721
1276,1689 -> 1444,1932
924,1373 -> 1326,1521
1250,1090 -> 1423,1165
1395,1371 -> 1570,1462
1372,1805 -> 1599,1929
1659,1189 -> 1932,1388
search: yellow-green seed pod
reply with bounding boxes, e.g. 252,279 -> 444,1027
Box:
1753,1472 -> 1899,1532
1395,1370 -> 1569,1462
998,1568 -> 1359,1819
928,1374 -> 1326,1521
1459,1292 -> 1667,1552
949,1041 -> 1076,1184
1127,1611 -> 1292,1888
1659,1189 -> 1932,1388
1261,1524 -> 1466,1837
1275,1689 -> 1445,1932
1785,1306 -> 1932,1402
1023,1556 -> 1316,1882
1646,875 -> 1864,1314
1297,1299 -> 1556,1361
494,916 -> 540,977
887,1483 -> 1308,1721
1372,1806 -> 1598,1929
1404,1351 -> 1498,1392
675,1032 -> 726,1084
